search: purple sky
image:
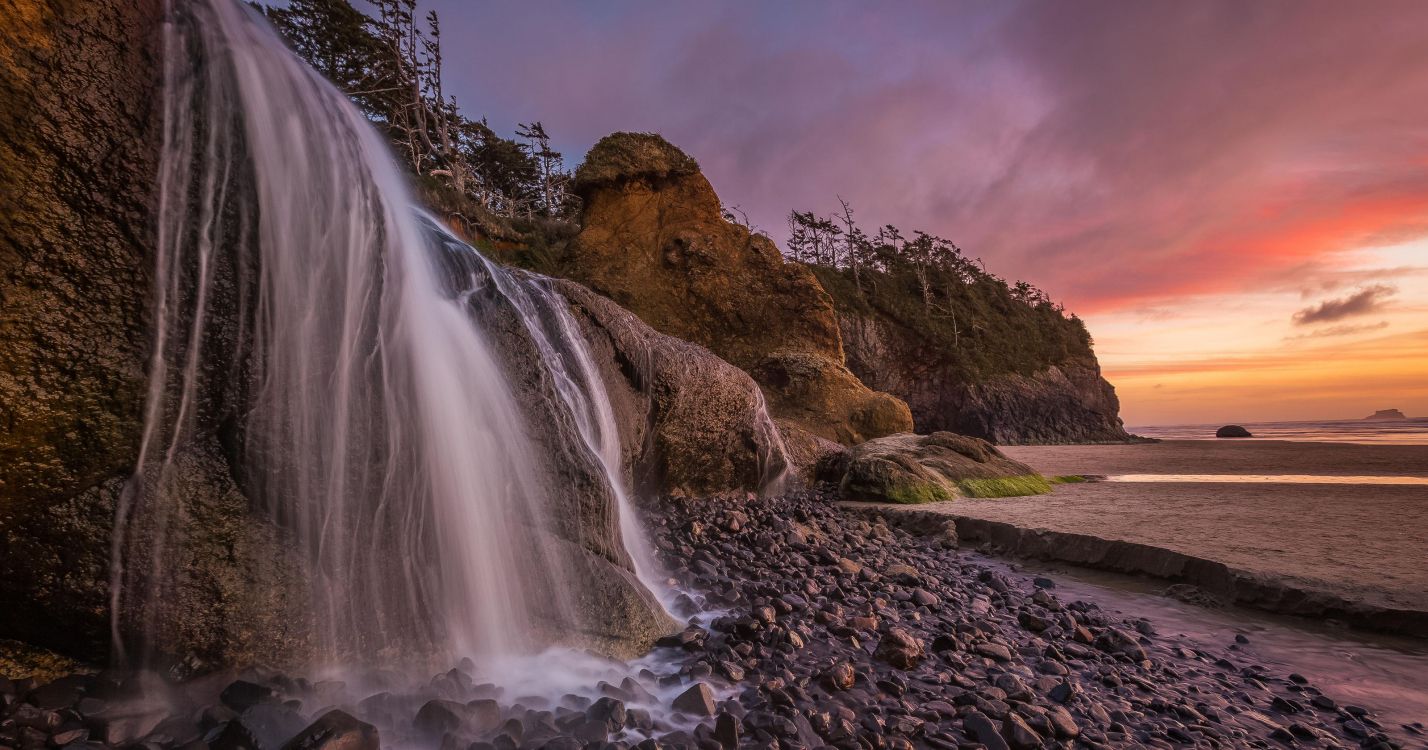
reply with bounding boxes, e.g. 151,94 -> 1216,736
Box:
422,1 -> 1428,310
402,0 -> 1428,422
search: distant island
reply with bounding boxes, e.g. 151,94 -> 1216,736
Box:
1365,409 -> 1408,420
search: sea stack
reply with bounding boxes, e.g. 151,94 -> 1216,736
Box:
1364,409 -> 1407,420
1216,425 -> 1253,438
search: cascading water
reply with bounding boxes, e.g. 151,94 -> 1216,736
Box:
112,0 -> 674,671
419,216 -> 676,606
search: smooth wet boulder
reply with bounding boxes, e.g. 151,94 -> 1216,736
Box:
282,710 -> 378,750
1216,425 -> 1253,438
553,280 -> 789,497
837,432 -> 1049,503
560,133 -> 913,445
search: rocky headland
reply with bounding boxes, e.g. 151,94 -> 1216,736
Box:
823,276 -> 1131,446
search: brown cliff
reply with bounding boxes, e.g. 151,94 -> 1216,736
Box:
559,133 -> 912,447
834,291 -> 1131,445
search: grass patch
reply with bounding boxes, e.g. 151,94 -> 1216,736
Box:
957,474 -> 1053,498
1050,475 -> 1088,484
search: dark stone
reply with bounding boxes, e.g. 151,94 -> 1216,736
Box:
703,712 -> 736,750
414,701 -> 468,737
962,712 -> 1010,750
1216,425 -> 1252,438
280,711 -> 377,750
874,627 -> 925,669
220,682 -> 276,713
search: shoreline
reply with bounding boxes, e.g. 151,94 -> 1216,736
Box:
848,503 -> 1428,637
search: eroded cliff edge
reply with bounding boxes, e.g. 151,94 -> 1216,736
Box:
820,270 -> 1132,445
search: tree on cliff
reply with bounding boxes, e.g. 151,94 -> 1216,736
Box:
257,0 -> 574,221
788,204 -> 1093,381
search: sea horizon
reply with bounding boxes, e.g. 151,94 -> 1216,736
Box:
1129,416 -> 1428,445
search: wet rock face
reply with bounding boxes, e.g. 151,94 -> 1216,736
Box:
840,313 -> 1132,445
1217,424 -> 1253,438
0,0 -> 164,657
0,1 -> 317,668
837,432 -> 1045,504
566,133 -> 913,445
553,279 -> 788,498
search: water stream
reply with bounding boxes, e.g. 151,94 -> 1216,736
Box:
111,0 -> 681,675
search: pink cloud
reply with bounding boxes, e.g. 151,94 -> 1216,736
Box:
427,0 -> 1428,314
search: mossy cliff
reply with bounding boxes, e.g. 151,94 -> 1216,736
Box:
816,266 -> 1132,445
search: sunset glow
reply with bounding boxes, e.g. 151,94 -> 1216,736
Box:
423,0 -> 1428,425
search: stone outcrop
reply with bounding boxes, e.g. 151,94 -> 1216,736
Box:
552,280 -> 789,498
837,432 -> 1048,504
1216,425 -> 1253,438
562,133 -> 913,446
1364,409 -> 1406,421
838,313 -> 1131,445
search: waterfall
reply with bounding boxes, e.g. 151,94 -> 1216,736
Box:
112,0 -> 669,670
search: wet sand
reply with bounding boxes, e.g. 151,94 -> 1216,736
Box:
871,440 -> 1428,633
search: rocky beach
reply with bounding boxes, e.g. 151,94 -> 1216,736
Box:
4,491 -> 1424,750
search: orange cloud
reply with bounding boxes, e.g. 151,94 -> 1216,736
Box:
1109,328 -> 1428,424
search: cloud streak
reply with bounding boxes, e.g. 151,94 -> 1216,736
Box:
1285,321 -> 1391,340
1292,285 -> 1397,325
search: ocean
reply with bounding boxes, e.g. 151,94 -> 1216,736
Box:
1128,417 -> 1428,445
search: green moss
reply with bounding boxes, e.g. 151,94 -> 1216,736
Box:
0,639 -> 85,682
957,474 -> 1053,498
883,481 -> 958,505
1050,474 -> 1088,484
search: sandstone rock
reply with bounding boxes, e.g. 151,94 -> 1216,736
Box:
837,432 -> 1048,503
562,133 -> 912,445
0,0 -> 314,670
774,419 -> 849,487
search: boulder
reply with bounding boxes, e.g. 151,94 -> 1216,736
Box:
552,279 -> 789,497
561,133 -> 913,445
837,432 -> 1049,504
1216,425 -> 1252,438
282,710 -> 379,750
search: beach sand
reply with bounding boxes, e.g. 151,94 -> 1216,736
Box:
864,440 -> 1428,632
